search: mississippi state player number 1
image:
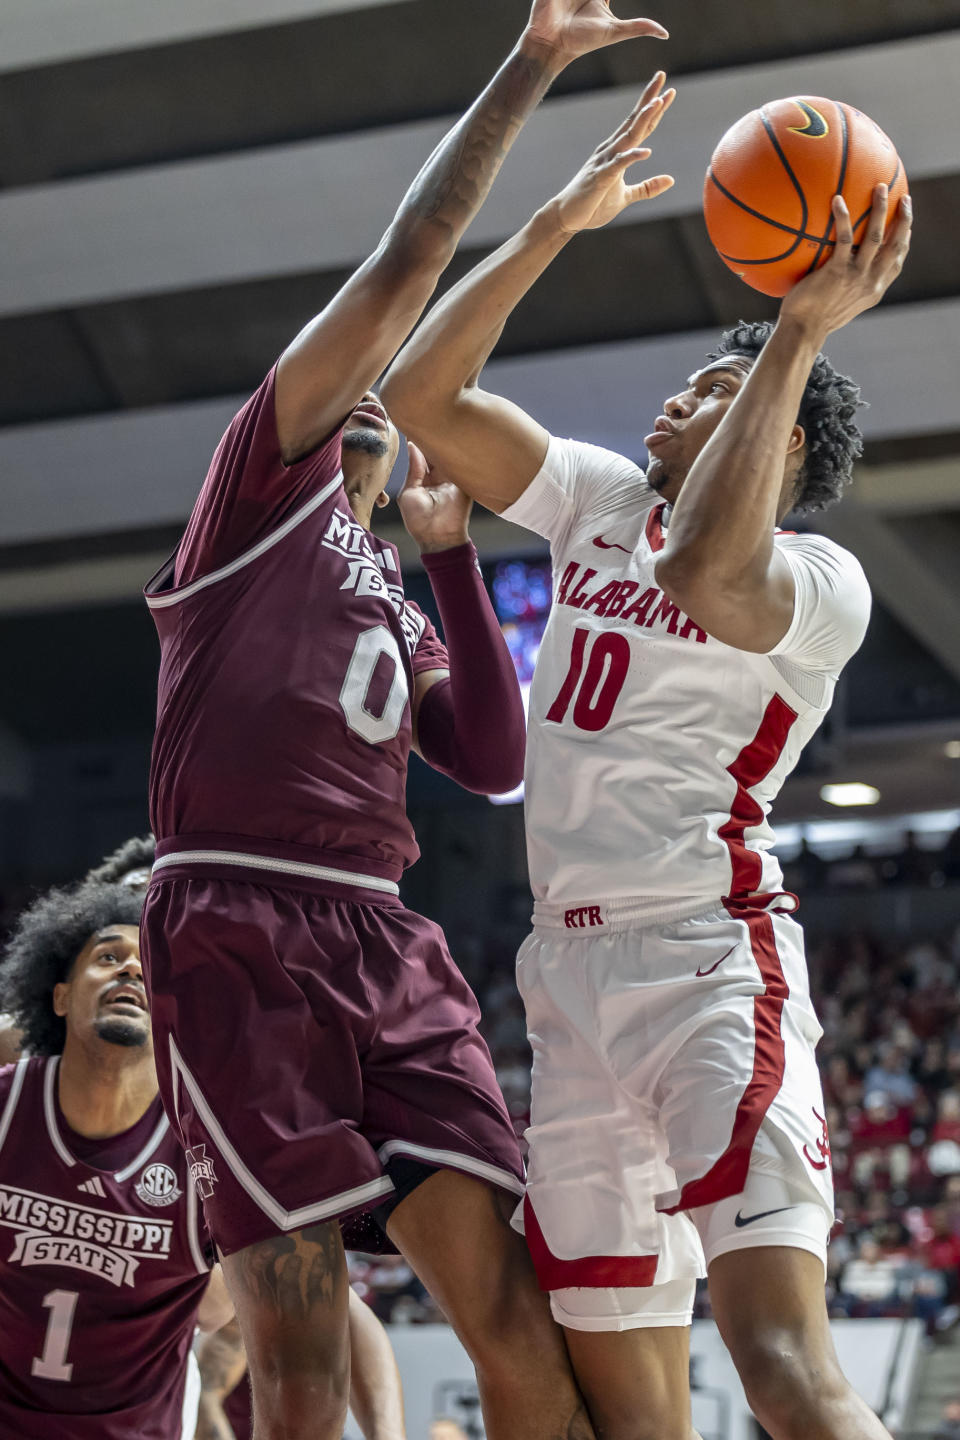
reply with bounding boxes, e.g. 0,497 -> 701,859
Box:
546,627 -> 630,732
32,1288 -> 79,1382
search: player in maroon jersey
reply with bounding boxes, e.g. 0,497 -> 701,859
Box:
0,874 -> 230,1439
0,854 -> 409,1440
139,5 -> 671,1439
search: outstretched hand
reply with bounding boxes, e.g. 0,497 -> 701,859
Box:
780,185 -> 912,340
551,72 -> 675,234
526,0 -> 668,62
397,443 -> 473,554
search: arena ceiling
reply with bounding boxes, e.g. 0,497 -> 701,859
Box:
2,0 -> 960,823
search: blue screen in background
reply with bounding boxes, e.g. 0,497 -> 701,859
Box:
487,558 -> 553,802
491,558 -> 552,624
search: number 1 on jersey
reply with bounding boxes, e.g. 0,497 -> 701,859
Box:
32,1289 -> 79,1382
546,626 -> 630,732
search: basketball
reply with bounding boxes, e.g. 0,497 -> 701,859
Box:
703,96 -> 908,297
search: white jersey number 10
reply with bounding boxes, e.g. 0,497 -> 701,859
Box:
546,627 -> 630,732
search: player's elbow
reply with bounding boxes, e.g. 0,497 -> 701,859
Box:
456,752 -> 525,797
654,550 -> 706,608
381,362 -> 451,442
380,362 -> 422,431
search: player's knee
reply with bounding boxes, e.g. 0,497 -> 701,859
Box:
245,1318 -> 350,1440
248,1358 -> 350,1440
729,1332 -> 845,1436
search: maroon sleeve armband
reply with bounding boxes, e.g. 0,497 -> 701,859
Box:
416,543 -> 526,794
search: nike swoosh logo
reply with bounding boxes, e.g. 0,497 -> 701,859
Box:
788,100 -> 828,139
734,1206 -> 796,1228
696,945 -> 736,978
592,536 -> 633,554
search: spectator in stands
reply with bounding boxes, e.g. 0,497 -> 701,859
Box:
837,1237 -> 907,1317
921,1206 -> 960,1298
850,1092 -> 913,1189
891,830 -> 932,887
863,1046 -> 919,1107
826,844 -> 880,890
934,1401 -> 960,1440
782,837 -> 828,892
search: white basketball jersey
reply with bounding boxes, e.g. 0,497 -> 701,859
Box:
502,437 -> 871,911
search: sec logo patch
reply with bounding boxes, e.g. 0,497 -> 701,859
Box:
135,1162 -> 182,1207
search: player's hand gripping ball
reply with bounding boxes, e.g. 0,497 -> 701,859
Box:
703,96 -> 908,297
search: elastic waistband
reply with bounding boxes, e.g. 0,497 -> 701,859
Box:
532,890 -> 797,934
151,833 -> 401,903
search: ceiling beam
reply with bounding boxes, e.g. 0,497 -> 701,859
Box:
3,299 -> 958,548
852,457 -> 960,514
0,0 -> 411,73
0,33 -> 954,316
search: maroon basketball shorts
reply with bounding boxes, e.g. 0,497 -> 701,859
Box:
140,850 -> 524,1257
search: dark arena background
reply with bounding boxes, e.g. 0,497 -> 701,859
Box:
2,3 -> 960,1437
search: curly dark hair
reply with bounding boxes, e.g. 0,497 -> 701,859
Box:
86,834 -> 155,889
0,879 -> 145,1056
707,320 -> 864,512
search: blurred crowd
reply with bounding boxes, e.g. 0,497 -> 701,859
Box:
781,827 -> 960,894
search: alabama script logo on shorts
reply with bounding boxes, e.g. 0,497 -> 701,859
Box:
802,1108 -> 832,1172
185,1145 -> 218,1200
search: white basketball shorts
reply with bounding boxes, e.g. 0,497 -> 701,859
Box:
513,898 -> 835,1332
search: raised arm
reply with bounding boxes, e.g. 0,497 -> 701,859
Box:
275,2 -> 668,462
654,186 -> 912,653
382,75 -> 675,510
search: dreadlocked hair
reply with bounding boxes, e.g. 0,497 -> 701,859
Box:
0,879 -> 145,1056
86,834 -> 155,889
708,320 -> 864,512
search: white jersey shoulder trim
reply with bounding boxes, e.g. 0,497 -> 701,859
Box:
114,1111 -> 171,1183
145,470 -> 344,609
0,1057 -> 29,1158
44,1056 -> 76,1167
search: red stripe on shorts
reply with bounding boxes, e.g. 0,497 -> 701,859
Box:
661,907 -> 789,1213
523,1195 -> 658,1290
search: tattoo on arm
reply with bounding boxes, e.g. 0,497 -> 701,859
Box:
396,49 -> 557,250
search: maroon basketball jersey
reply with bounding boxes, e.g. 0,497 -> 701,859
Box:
0,1057 -> 212,1438
145,366 -> 447,882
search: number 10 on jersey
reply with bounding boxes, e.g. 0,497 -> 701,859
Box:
546,627 -> 630,732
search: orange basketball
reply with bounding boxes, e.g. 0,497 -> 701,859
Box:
703,96 -> 908,297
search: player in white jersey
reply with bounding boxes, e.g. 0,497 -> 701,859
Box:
384,77 -> 912,1440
